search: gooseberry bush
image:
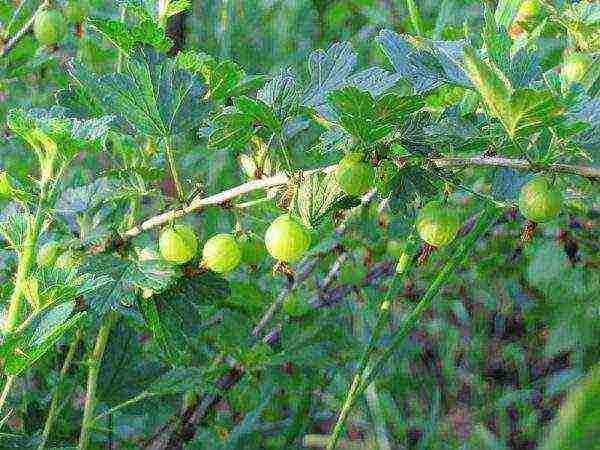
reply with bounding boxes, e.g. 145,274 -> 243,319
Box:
0,0 -> 599,449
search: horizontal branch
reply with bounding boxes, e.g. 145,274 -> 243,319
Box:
0,1 -> 50,58
121,157 -> 598,241
433,156 -> 600,179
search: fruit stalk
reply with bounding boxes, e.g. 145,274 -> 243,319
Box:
38,327 -> 82,450
327,204 -> 500,449
78,312 -> 117,450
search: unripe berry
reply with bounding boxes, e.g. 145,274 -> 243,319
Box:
416,200 -> 460,247
159,224 -> 198,264
202,234 -> 242,273
64,0 -> 90,24
33,10 -> 67,45
237,233 -> 267,266
264,214 -> 311,262
518,176 -> 562,223
386,239 -> 405,259
335,153 -> 375,197
37,241 -> 61,268
562,53 -> 593,86
55,249 -> 84,270
516,0 -> 541,21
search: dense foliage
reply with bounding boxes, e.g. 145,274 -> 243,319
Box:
0,0 -> 598,449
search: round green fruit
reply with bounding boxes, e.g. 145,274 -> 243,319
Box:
386,239 -> 405,259
335,153 -> 375,197
562,53 -> 593,86
237,233 -> 267,266
517,0 -> 541,21
264,214 -> 311,262
202,234 -> 242,273
416,200 -> 460,247
37,241 -> 61,267
518,176 -> 562,223
64,0 -> 90,24
159,224 -> 198,264
55,250 -> 83,270
33,10 -> 67,45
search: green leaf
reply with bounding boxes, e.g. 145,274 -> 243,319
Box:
258,68 -> 300,120
151,272 -> 230,361
328,87 -> 424,143
0,212 -> 29,252
234,96 -> 282,133
7,108 -> 114,159
83,255 -> 176,316
503,88 -> 563,137
89,18 -> 173,54
1,302 -> 86,376
377,30 -> 472,93
494,0 -> 522,29
207,111 -> 254,150
146,366 -> 205,395
463,46 -> 563,138
386,164 -> 440,214
302,42 -> 357,108
291,171 -> 346,229
202,60 -> 246,102
68,47 -> 211,137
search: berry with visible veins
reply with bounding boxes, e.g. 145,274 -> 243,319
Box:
55,250 -> 84,270
516,0 -> 541,21
265,214 -> 311,262
33,10 -> 67,45
202,234 -> 242,273
159,224 -> 198,264
386,239 -> 405,259
64,0 -> 90,24
37,241 -> 61,267
416,200 -> 460,247
519,176 -> 562,223
562,53 -> 593,86
335,153 -> 375,197
237,233 -> 267,266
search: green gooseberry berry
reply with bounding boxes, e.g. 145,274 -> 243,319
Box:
37,241 -> 61,267
202,233 -> 242,273
335,152 -> 375,197
159,224 -> 198,264
264,214 -> 311,263
518,176 -> 562,223
416,200 -> 460,247
33,9 -> 67,45
237,233 -> 267,266
562,53 -> 593,86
